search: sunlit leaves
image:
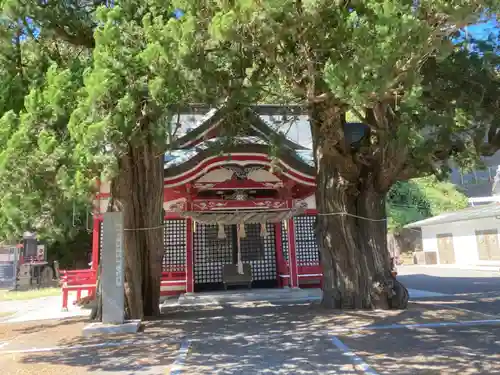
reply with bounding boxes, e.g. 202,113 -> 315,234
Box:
0,13 -> 87,241
192,0 -> 500,182
387,176 -> 469,232
0,0 -> 497,245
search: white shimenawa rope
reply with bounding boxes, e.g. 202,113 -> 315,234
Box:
317,212 -> 387,222
122,211 -> 386,231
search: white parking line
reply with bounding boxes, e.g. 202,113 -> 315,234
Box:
330,319 -> 500,334
0,342 -> 125,354
363,319 -> 500,331
169,339 -> 191,375
0,337 -> 179,355
411,301 -> 500,319
331,336 -> 380,375
407,288 -> 450,298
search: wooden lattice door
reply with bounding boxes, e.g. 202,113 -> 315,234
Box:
475,229 -> 500,261
436,233 -> 456,264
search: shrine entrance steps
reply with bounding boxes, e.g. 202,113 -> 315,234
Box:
160,288 -> 322,311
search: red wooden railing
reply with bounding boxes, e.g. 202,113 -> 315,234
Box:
160,270 -> 187,296
59,268 -> 187,310
59,269 -> 97,310
277,261 -> 323,288
297,264 -> 323,288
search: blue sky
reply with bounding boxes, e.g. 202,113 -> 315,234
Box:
466,18 -> 499,40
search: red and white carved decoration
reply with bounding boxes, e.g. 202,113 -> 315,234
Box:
192,199 -> 290,211
195,168 -> 234,184
194,180 -> 283,191
192,201 -> 229,211
163,154 -> 315,188
193,183 -> 217,189
262,182 -> 283,189
192,166 -> 285,191
252,200 -> 287,209
163,198 -> 188,212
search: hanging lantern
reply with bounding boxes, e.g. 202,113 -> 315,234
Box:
217,223 -> 226,239
193,220 -> 197,233
260,223 -> 268,238
283,219 -> 288,232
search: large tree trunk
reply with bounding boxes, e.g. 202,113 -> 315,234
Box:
111,142 -> 164,319
315,164 -> 389,308
310,100 -> 408,310
315,169 -> 368,309
356,182 -> 394,309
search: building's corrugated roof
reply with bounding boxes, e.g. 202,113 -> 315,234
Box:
405,203 -> 500,228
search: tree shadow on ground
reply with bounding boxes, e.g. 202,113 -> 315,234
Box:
335,324 -> 500,374
399,273 -> 500,295
399,273 -> 500,317
11,317 -> 88,335
7,296 -> 498,374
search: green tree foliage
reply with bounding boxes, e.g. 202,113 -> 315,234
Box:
387,177 -> 469,232
49,228 -> 92,269
177,1 -> 500,308
0,12 -> 91,245
0,0 -> 499,313
0,0 -> 241,319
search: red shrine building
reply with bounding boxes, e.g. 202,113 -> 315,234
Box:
91,105 -> 323,295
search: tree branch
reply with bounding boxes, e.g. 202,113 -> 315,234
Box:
51,23 -> 95,48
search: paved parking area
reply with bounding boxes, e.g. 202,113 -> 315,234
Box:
156,301 -> 497,374
1,298 -> 500,374
0,318 -> 181,375
2,267 -> 500,374
0,294 -> 90,323
332,324 -> 500,374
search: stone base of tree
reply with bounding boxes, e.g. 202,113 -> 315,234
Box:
82,320 -> 141,337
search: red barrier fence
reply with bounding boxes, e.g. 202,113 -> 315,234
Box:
277,262 -> 323,288
59,268 -> 187,310
60,269 -> 97,310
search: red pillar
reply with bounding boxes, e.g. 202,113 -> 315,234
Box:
185,218 -> 194,293
274,223 -> 285,287
287,218 -> 299,288
91,217 -> 100,270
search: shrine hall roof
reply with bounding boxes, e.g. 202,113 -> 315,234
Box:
163,143 -> 315,181
163,137 -> 314,170
168,104 -> 313,150
163,104 -> 315,174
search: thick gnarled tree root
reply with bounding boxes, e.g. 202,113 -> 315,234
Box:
388,279 -> 409,310
321,278 -> 409,310
371,277 -> 409,310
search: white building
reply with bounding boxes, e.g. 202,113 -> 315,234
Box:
406,204 -> 500,266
